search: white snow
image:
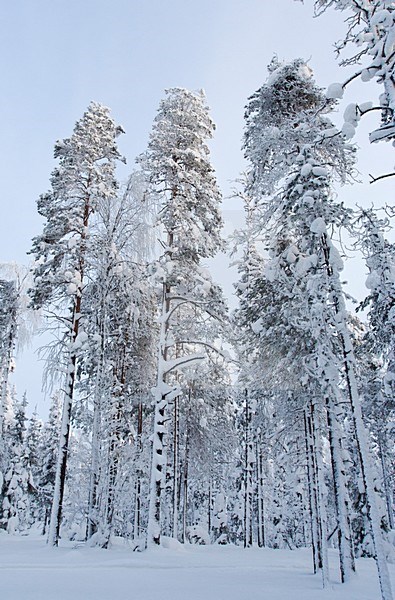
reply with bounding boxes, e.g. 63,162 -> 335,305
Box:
310,217 -> 327,235
298,63 -> 313,80
341,122 -> 356,140
0,533 -> 394,600
359,102 -> 373,114
361,69 -> 374,82
321,127 -> 339,138
343,103 -> 359,126
300,163 -> 313,177
371,9 -> 392,27
366,271 -> 381,291
67,282 -> 77,294
326,83 -> 344,99
312,166 -> 328,177
251,318 -> 263,334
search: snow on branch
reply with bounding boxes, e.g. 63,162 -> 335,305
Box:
160,352 -> 206,376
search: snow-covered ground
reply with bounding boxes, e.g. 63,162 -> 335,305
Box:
1,532 -> 393,600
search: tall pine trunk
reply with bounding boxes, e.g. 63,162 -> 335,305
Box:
304,408 -> 320,574
86,307 -> 107,540
182,445 -> 189,543
311,400 -> 329,588
322,232 -> 393,600
48,198 -> 90,547
325,392 -> 355,582
48,304 -> 80,546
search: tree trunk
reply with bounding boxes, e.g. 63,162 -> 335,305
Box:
47,305 -> 79,546
311,400 -> 329,588
325,392 -> 355,582
0,302 -> 17,436
48,196 -> 90,547
305,405 -> 323,576
256,438 -> 265,548
322,232 -> 393,600
134,402 -> 143,541
379,433 -> 394,531
172,395 -> 179,540
86,319 -> 106,540
147,274 -> 172,546
181,430 -> 189,544
243,389 -> 253,547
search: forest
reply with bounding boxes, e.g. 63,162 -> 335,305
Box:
0,2 -> 394,600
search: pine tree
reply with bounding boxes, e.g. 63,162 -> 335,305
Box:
28,102 -> 125,546
242,58 -> 359,586
138,88 -> 225,545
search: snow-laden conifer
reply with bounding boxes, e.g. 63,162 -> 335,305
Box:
139,88 -> 225,545
240,58 -> 391,589
28,102 -> 124,546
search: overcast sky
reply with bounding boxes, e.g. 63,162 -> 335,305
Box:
1,0 -> 393,415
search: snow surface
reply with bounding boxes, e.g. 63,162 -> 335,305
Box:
0,532 -> 394,600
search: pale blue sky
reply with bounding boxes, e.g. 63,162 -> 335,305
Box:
1,1 -> 392,414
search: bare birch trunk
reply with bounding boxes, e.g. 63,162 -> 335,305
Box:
0,297 -> 17,436
147,276 -> 171,546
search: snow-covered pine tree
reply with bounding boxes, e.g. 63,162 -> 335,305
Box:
138,87 -> 224,546
243,57 -> 352,198
242,58 -> 362,586
24,407 -> 44,526
28,102 -> 125,546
